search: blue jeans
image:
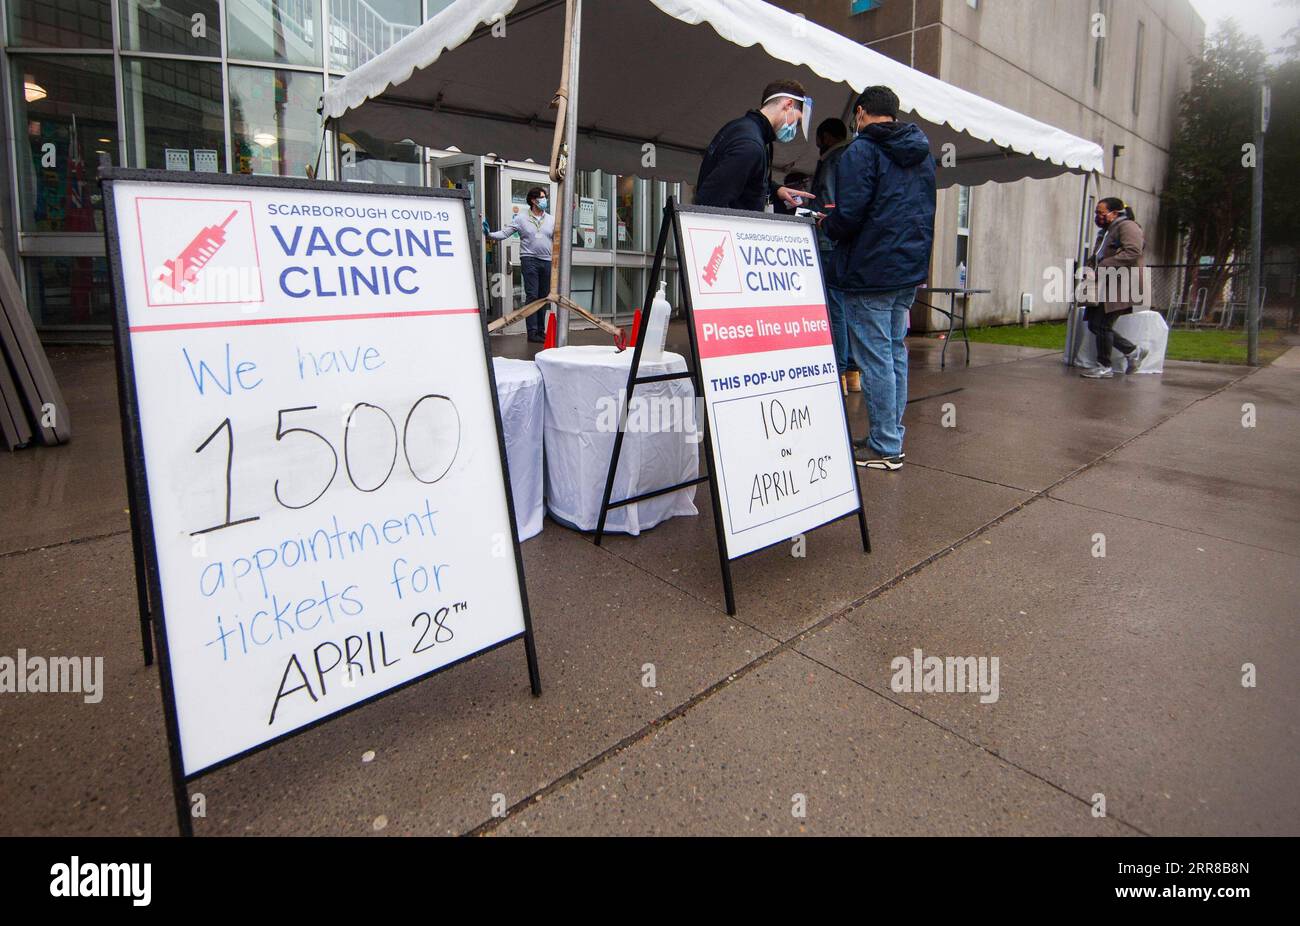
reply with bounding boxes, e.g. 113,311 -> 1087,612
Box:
840,286 -> 916,458
822,252 -> 851,374
521,257 -> 551,339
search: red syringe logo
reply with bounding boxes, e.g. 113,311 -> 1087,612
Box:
702,241 -> 726,287
157,210 -> 238,294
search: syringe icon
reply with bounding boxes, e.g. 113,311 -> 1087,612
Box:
157,210 -> 238,294
702,241 -> 726,287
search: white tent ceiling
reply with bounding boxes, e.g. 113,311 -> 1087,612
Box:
321,0 -> 1104,190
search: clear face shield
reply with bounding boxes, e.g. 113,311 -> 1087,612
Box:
763,92 -> 814,140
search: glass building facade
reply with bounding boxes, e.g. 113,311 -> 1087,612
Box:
2,0 -> 676,337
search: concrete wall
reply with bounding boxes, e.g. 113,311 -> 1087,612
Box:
930,0 -> 1204,327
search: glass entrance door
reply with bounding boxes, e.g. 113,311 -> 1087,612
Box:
433,153 -> 492,315
496,168 -> 556,323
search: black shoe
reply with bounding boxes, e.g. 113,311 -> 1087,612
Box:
852,435 -> 904,460
527,334 -> 546,343
854,447 -> 904,470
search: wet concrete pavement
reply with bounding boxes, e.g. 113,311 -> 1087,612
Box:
1,330 -> 1296,836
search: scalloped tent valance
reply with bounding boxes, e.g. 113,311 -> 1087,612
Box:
320,0 -> 1104,189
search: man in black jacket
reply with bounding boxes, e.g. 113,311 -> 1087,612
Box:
695,79 -> 812,212
810,117 -> 857,395
820,86 -> 936,471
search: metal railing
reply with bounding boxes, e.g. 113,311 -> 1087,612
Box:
1145,262 -> 1296,331
242,0 -> 418,72
328,0 -> 419,71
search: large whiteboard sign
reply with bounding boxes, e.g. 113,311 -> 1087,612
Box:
105,176 -> 528,776
678,209 -> 859,558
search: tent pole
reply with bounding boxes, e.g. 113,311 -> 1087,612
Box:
1075,171 -> 1093,268
555,0 -> 582,347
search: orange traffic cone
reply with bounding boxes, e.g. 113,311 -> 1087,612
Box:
542,311 -> 557,350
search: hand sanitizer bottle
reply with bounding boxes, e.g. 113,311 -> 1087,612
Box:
641,280 -> 671,361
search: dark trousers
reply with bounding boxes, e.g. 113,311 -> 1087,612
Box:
1085,305 -> 1135,367
521,257 -> 551,339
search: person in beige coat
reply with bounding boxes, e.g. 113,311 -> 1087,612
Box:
1081,196 -> 1149,379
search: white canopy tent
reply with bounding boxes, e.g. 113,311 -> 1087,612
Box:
321,0 -> 1104,343
321,0 -> 1104,189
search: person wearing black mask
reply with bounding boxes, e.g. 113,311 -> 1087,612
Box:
810,117 -> 858,395
1081,197 -> 1148,379
695,79 -> 813,212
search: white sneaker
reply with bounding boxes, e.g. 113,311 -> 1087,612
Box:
1125,347 -> 1149,374
1080,366 -> 1114,379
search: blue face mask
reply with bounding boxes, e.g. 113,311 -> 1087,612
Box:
777,118 -> 798,144
536,198 -> 549,211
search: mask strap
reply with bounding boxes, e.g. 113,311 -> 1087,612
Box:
763,93 -> 813,139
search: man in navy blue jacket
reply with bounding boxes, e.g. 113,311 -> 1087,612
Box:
695,79 -> 812,212
820,86 -> 936,471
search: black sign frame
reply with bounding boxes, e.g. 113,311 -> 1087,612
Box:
594,199 -> 870,614
99,168 -> 541,836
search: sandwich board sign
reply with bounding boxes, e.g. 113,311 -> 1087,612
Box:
595,201 -> 868,614
100,169 -> 540,834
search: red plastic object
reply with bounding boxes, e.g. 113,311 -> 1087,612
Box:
629,308 -> 642,347
542,311 -> 557,349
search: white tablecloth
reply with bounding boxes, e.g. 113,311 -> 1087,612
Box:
534,345 -> 698,534
492,357 -> 545,540
1074,308 -> 1168,374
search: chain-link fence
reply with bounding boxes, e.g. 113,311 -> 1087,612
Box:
1145,262 -> 1298,331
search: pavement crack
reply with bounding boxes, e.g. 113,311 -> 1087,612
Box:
466,360 -> 1263,836
0,527 -> 132,561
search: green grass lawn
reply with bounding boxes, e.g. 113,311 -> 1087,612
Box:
961,321 -> 1289,365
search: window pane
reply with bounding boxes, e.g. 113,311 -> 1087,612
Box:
616,175 -> 647,252
8,0 -> 113,49
616,266 -> 643,320
227,0 -> 321,66
574,170 -> 611,249
651,181 -> 680,260
120,0 -> 221,56
24,256 -> 113,328
123,58 -> 225,172
338,124 -> 423,185
13,56 -> 117,233
571,266 -> 610,317
329,0 -> 420,72
230,66 -> 324,178
1132,21 -> 1145,116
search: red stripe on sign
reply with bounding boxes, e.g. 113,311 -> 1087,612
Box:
694,304 -> 832,358
129,307 -> 480,333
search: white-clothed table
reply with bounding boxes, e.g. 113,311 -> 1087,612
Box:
492,357 -> 545,540
534,345 -> 698,534
1072,308 -> 1168,374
